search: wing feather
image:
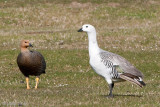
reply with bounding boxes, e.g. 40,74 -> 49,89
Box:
99,50 -> 143,78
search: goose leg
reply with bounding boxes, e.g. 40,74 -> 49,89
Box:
26,77 -> 30,89
108,83 -> 114,97
35,77 -> 39,89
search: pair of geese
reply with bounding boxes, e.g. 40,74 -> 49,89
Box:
17,24 -> 145,97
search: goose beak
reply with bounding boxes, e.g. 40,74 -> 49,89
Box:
29,43 -> 33,47
78,28 -> 83,32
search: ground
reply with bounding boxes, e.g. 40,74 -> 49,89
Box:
0,0 -> 160,106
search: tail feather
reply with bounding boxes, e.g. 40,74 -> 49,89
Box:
139,81 -> 146,86
120,73 -> 146,88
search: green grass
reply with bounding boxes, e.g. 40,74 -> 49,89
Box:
0,0 -> 160,106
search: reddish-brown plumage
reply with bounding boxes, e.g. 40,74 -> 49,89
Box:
17,40 -> 46,77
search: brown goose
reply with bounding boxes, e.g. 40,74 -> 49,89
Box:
17,40 -> 46,89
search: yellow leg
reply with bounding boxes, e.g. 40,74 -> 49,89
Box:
35,77 -> 39,89
26,77 -> 30,89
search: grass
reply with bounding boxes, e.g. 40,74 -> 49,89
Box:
0,0 -> 160,106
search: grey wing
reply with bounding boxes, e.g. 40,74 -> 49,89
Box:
99,50 -> 143,78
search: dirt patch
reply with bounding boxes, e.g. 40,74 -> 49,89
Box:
69,1 -> 92,8
107,2 -> 120,8
148,0 -> 160,5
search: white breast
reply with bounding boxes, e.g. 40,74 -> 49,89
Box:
89,55 -> 111,78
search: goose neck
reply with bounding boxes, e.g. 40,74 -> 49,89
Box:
87,32 -> 99,57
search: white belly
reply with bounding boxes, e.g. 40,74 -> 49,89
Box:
89,56 -> 111,78
89,55 -> 124,84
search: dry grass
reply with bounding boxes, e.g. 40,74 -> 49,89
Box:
0,0 -> 160,106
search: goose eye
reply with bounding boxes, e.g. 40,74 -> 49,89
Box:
86,26 -> 88,28
25,42 -> 27,43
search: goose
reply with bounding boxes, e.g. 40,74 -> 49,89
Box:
17,40 -> 46,89
78,24 -> 145,97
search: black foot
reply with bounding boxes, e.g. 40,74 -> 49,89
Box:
107,83 -> 114,98
106,94 -> 114,98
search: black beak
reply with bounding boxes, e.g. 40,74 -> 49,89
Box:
29,43 -> 33,47
78,28 -> 83,32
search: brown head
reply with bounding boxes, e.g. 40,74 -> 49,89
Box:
20,40 -> 33,52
